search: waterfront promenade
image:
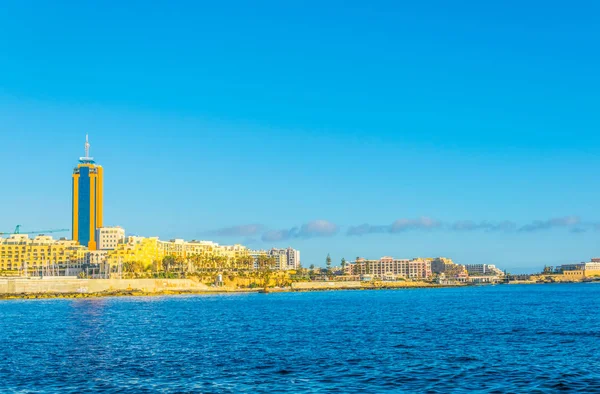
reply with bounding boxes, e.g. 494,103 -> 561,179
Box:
0,277 -> 451,299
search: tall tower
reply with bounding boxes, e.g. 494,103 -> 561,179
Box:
72,135 -> 104,250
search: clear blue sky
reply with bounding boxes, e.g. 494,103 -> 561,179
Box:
1,1 -> 599,272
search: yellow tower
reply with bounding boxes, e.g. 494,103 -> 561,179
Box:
72,135 -> 103,250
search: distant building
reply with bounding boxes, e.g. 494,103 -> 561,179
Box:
556,260 -> 600,277
72,135 -> 104,250
348,257 -> 432,280
468,276 -> 502,284
268,247 -> 301,270
96,227 -> 125,250
555,263 -> 585,273
465,264 -> 504,276
287,248 -> 301,269
431,257 -> 468,277
247,248 -> 300,271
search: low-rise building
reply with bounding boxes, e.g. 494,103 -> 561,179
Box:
348,257 -> 432,280
431,257 -> 468,278
0,234 -> 87,273
469,276 -> 502,284
465,264 -> 504,276
556,260 -> 600,277
158,239 -> 249,263
106,236 -> 161,268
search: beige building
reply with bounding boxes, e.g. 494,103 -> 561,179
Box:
96,226 -> 125,250
158,239 -> 249,262
100,236 -> 252,271
348,257 -> 432,280
556,261 -> 600,277
0,234 -> 87,273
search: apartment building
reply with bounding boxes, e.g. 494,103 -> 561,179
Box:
96,226 -> 125,250
348,257 -> 432,279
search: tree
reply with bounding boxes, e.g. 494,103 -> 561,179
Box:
237,255 -> 255,271
257,255 -> 275,288
326,254 -> 332,278
310,264 -> 315,270
191,253 -> 208,274
341,258 -> 347,274
162,255 -> 176,274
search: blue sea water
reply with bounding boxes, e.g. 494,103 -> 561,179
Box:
0,284 -> 599,393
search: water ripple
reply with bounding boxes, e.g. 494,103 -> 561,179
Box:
0,284 -> 599,392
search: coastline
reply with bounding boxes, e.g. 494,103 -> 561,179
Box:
0,280 -> 594,301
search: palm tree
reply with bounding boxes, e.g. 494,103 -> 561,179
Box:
238,255 -> 255,271
341,258 -> 347,274
162,255 -> 176,274
256,255 -> 275,288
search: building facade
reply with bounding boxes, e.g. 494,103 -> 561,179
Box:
431,257 -> 468,279
97,226 -> 125,250
287,247 -> 301,270
268,247 -> 301,270
464,264 -> 504,276
555,261 -> 600,277
348,257 -> 432,280
72,135 -> 103,250
0,234 -> 87,273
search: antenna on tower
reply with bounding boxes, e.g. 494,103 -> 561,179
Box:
79,134 -> 95,163
85,134 -> 90,158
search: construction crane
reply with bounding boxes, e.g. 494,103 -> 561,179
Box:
0,225 -> 70,236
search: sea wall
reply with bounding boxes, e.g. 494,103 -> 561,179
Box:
0,278 -> 212,294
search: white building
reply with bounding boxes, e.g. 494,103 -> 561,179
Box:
287,247 -> 301,270
465,264 -> 504,276
249,247 -> 301,270
268,247 -> 301,270
96,227 -> 125,251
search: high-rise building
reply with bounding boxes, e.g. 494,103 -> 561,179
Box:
72,135 -> 104,250
268,247 -> 301,270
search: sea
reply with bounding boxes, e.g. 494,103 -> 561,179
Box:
0,284 -> 599,393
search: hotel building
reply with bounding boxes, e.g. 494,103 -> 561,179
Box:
464,264 -> 504,276
0,234 -> 87,272
348,257 -> 432,280
72,135 -> 103,250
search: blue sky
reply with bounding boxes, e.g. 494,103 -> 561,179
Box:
1,1 -> 599,272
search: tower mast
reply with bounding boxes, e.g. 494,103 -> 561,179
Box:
85,134 -> 90,159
